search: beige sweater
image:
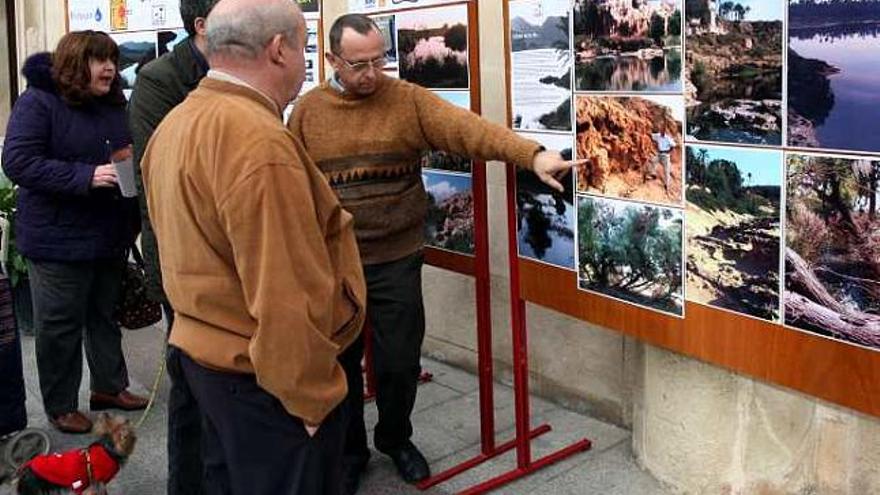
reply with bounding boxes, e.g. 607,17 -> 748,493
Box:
142,78 -> 366,425
289,76 -> 542,265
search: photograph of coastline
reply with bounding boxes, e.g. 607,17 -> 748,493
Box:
397,5 -> 470,89
517,132 -> 575,269
785,153 -> 880,350
577,195 -> 684,316
788,0 -> 880,153
686,145 -> 782,322
510,0 -> 572,132
422,170 -> 475,254
576,94 -> 684,205
685,0 -> 783,146
574,0 -> 683,92
111,31 -> 158,90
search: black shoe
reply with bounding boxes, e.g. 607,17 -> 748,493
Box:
380,441 -> 430,483
341,457 -> 369,495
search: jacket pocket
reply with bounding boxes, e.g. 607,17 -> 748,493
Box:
332,277 -> 365,342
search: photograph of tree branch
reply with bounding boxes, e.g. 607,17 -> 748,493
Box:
785,153 -> 880,349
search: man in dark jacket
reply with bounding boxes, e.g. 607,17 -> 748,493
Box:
128,1 -> 217,493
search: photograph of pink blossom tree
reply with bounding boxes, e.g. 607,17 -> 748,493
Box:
397,5 -> 470,89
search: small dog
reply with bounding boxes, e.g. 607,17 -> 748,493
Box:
14,413 -> 136,495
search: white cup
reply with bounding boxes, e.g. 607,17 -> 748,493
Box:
114,157 -> 138,198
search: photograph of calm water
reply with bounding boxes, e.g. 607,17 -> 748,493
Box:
788,0 -> 880,153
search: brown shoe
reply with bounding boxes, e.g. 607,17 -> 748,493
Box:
90,390 -> 149,411
49,411 -> 93,434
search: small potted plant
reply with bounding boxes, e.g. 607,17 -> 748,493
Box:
0,180 -> 33,335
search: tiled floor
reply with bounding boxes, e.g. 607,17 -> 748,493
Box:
1,324 -> 671,494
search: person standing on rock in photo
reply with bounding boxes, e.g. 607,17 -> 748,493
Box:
650,124 -> 676,192
288,13 -> 582,494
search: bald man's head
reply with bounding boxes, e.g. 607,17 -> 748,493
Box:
206,0 -> 303,60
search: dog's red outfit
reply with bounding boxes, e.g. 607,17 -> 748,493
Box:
23,443 -> 120,493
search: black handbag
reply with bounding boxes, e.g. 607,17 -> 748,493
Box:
115,245 -> 163,330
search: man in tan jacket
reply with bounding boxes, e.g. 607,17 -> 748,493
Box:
142,0 -> 366,493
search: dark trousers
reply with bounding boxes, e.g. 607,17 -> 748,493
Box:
163,305 -> 205,495
180,351 -> 348,495
27,258 -> 128,417
341,252 -> 425,462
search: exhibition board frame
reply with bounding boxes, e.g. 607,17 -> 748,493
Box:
503,0 -> 880,420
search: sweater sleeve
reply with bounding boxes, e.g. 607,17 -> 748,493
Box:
218,163 -> 347,426
412,86 -> 542,170
1,91 -> 95,196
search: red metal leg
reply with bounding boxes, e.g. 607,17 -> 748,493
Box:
439,162 -> 591,494
416,424 -> 552,490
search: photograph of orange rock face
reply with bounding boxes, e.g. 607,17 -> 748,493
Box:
575,94 -> 684,206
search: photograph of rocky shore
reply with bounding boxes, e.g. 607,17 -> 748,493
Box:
686,145 -> 782,321
574,0 -> 682,92
685,0 -> 783,146
422,170 -> 474,254
788,0 -> 880,153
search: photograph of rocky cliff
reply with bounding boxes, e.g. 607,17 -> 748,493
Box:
576,94 -> 684,205
577,195 -> 684,316
686,145 -> 782,322
422,170 -> 474,255
785,153 -> 880,350
398,5 -> 470,89
517,132 -> 575,269
510,0 -> 572,131
684,0 -> 783,146
574,0 -> 682,92
788,0 -> 880,153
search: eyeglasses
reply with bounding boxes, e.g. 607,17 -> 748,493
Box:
335,54 -> 386,73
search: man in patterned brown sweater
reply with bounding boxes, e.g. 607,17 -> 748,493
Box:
289,14 -> 578,492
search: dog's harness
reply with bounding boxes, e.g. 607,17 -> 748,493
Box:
23,442 -> 120,494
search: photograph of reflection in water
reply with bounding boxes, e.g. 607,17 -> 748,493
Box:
685,0 -> 783,146
788,0 -> 880,153
516,132 -> 575,269
573,0 -> 683,92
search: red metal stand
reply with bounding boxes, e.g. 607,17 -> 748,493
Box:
449,163 -> 592,494
416,162 -> 554,491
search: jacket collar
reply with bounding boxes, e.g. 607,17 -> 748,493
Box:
200,76 -> 281,117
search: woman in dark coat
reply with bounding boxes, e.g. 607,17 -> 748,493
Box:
1,31 -> 148,434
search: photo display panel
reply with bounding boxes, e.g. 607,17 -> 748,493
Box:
508,0 -> 880,353
68,1 -> 324,101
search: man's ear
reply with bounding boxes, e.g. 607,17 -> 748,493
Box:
194,17 -> 208,37
268,34 -> 286,65
324,51 -> 338,71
